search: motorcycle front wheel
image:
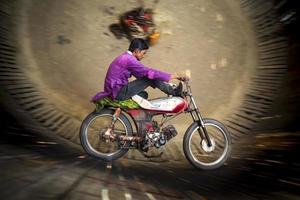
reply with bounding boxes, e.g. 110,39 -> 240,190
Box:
80,108 -> 133,161
183,118 -> 231,170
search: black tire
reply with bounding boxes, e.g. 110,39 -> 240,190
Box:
79,108 -> 133,161
183,118 -> 232,170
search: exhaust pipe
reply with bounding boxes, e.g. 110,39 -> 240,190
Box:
104,129 -> 143,142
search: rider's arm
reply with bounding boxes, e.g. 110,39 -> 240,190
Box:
170,73 -> 180,80
127,56 -> 171,81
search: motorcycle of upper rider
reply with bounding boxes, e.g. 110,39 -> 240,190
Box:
79,80 -> 232,170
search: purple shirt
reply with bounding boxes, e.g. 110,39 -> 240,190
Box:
92,51 -> 171,101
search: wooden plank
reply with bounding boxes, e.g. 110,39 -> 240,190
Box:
50,115 -> 70,132
259,49 -> 288,57
19,100 -> 45,111
0,54 -> 16,61
257,26 -> 276,37
0,26 -> 9,33
233,112 -> 259,123
9,91 -> 40,99
255,69 -> 287,74
0,76 -> 27,81
259,58 -> 287,64
0,68 -> 21,73
253,76 -> 285,81
31,107 -> 56,119
0,10 -> 10,17
252,84 -> 280,91
258,36 -> 287,46
27,103 -> 52,114
260,54 -> 287,61
7,87 -> 37,95
224,125 -> 244,138
255,72 -> 286,78
257,68 -> 287,73
37,110 -> 60,125
0,58 -> 16,65
246,93 -> 274,101
259,58 -> 287,65
56,120 -> 77,138
0,72 -> 23,78
249,88 -> 278,96
0,52 -> 15,60
43,112 -> 63,127
18,96 -> 45,105
1,80 -> 31,87
248,91 -> 277,100
224,121 -> 249,134
0,44 -> 16,52
229,114 -> 257,126
66,124 -> 80,140
5,84 -> 35,90
238,107 -> 266,117
259,43 -> 287,52
241,0 -> 257,8
0,39 -> 15,46
244,98 -> 271,108
242,104 -> 269,113
258,65 -> 287,69
252,78 -> 282,85
244,97 -> 271,105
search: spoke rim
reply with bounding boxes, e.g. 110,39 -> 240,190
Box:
188,123 -> 229,166
85,114 -> 128,157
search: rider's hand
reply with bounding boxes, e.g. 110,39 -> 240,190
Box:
172,71 -> 190,81
178,75 -> 189,82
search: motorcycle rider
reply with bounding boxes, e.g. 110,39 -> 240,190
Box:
92,38 -> 189,102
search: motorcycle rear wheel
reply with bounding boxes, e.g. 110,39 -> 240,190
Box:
80,108 -> 133,161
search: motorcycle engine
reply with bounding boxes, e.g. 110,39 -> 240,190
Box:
146,122 -> 178,148
162,124 -> 178,141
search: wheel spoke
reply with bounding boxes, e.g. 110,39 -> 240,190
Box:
85,113 -> 128,156
184,119 -> 231,169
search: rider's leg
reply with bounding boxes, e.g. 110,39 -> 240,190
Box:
152,79 -> 182,97
115,78 -> 181,101
137,91 -> 148,99
116,78 -> 152,101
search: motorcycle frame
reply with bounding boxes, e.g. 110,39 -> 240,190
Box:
120,81 -> 213,147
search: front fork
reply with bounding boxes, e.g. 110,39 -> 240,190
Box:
189,96 -> 213,147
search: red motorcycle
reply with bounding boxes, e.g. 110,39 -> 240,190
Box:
80,79 -> 231,170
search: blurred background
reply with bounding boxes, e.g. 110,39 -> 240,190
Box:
0,0 -> 299,199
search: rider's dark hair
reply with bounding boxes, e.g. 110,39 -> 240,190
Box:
128,38 -> 149,52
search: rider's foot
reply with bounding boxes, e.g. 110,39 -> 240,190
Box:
174,82 -> 183,97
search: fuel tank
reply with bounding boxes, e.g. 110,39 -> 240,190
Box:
132,95 -> 187,113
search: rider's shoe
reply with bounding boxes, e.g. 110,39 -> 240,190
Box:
174,82 -> 183,97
